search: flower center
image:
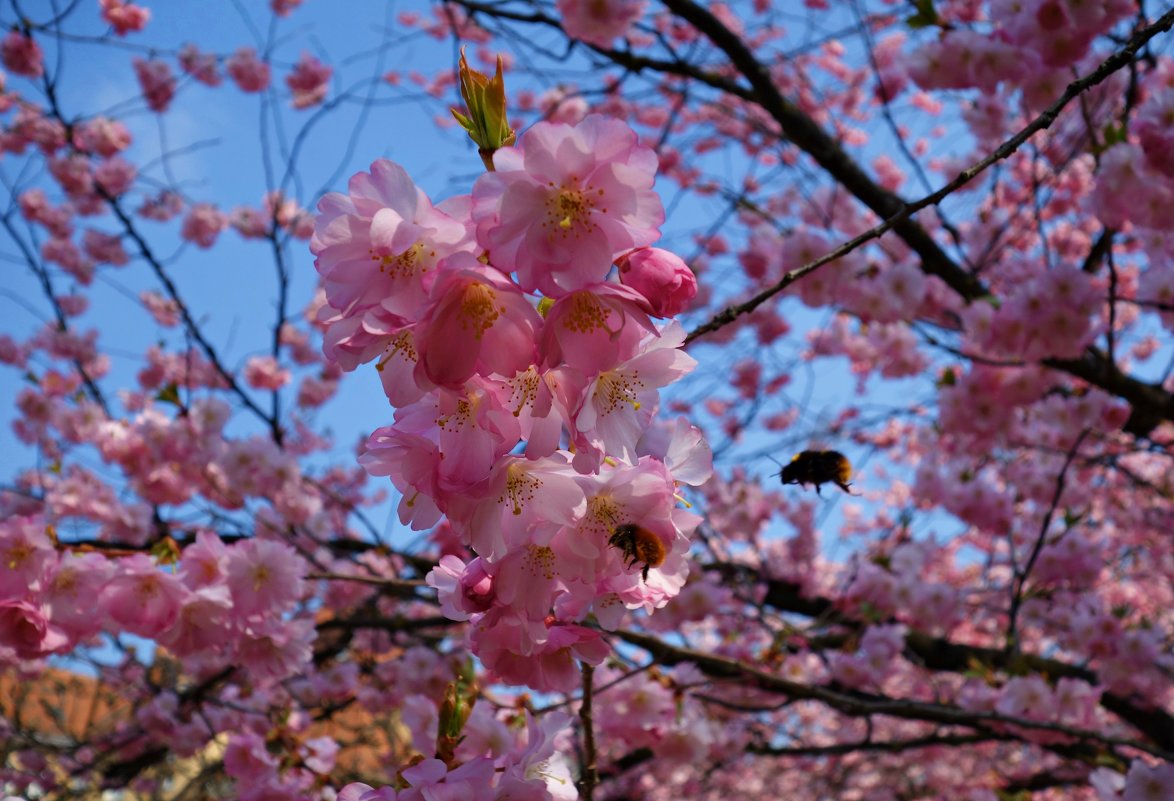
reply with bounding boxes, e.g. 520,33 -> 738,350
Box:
5,542 -> 32,570
596,370 -> 643,414
437,397 -> 476,434
377,330 -> 417,370
522,544 -> 557,579
371,241 -> 429,280
584,495 -> 621,541
560,291 -> 613,335
501,462 -> 541,515
252,564 -> 271,592
507,367 -> 540,417
542,181 -> 603,241
458,283 -> 501,340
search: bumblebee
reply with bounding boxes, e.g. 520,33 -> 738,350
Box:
609,523 -> 666,581
779,450 -> 854,495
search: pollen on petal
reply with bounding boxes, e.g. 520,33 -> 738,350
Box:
522,544 -> 557,580
596,370 -> 644,414
500,463 -> 542,515
376,330 -> 418,371
370,241 -> 428,279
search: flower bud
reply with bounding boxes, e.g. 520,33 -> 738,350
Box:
617,247 -> 697,317
451,49 -> 515,170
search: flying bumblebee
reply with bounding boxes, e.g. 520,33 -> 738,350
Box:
609,523 -> 666,581
779,450 -> 856,495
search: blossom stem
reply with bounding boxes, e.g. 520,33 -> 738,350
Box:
579,662 -> 598,801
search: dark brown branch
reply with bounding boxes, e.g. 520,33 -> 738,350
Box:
749,732 -> 1008,757
613,629 -> 1170,760
702,562 -> 1174,753
578,663 -> 599,801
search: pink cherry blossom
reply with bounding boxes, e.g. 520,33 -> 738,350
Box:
338,785 -> 397,801
323,312 -> 423,402
157,584 -> 232,656
413,255 -> 542,388
99,554 -> 190,638
0,599 -> 69,659
49,154 -> 94,198
140,291 -> 181,327
1091,767 -> 1127,800
178,43 -> 221,86
359,427 -> 444,530
74,117 -> 132,156
426,555 -> 495,620
225,538 -> 307,620
133,58 -> 176,112
244,355 -> 291,390
100,0 -> 151,36
472,114 -> 664,296
1123,760 -> 1174,801
555,0 -> 645,48
234,617 -> 315,681
226,48 -> 271,93
398,757 -> 496,801
1,32 -> 44,77
224,730 -> 278,783
635,416 -> 714,486
538,85 -> 589,125
540,282 -> 655,375
496,711 -> 578,800
18,189 -> 73,238
286,52 -> 332,109
271,0 -> 304,16
0,516 -> 56,598
475,618 -> 609,692
570,321 -> 696,466
312,159 -> 474,328
300,736 -> 338,774
390,382 -> 522,495
490,544 -> 569,620
230,206 -> 271,239
43,552 -> 112,637
487,364 -> 569,458
137,189 -> 185,221
81,230 -> 129,267
181,203 -> 228,248
93,157 -> 137,196
448,453 -> 586,561
10,107 -> 67,155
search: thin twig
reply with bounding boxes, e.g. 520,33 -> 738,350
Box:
1005,428 -> 1090,653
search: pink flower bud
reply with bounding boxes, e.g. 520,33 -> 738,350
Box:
617,247 -> 697,317
0,599 -> 69,659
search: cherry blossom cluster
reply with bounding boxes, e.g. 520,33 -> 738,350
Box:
905,0 -> 1134,91
336,711 -> 579,801
0,54 -> 316,283
313,114 -> 709,693
0,516 -> 312,681
39,6 -> 335,117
